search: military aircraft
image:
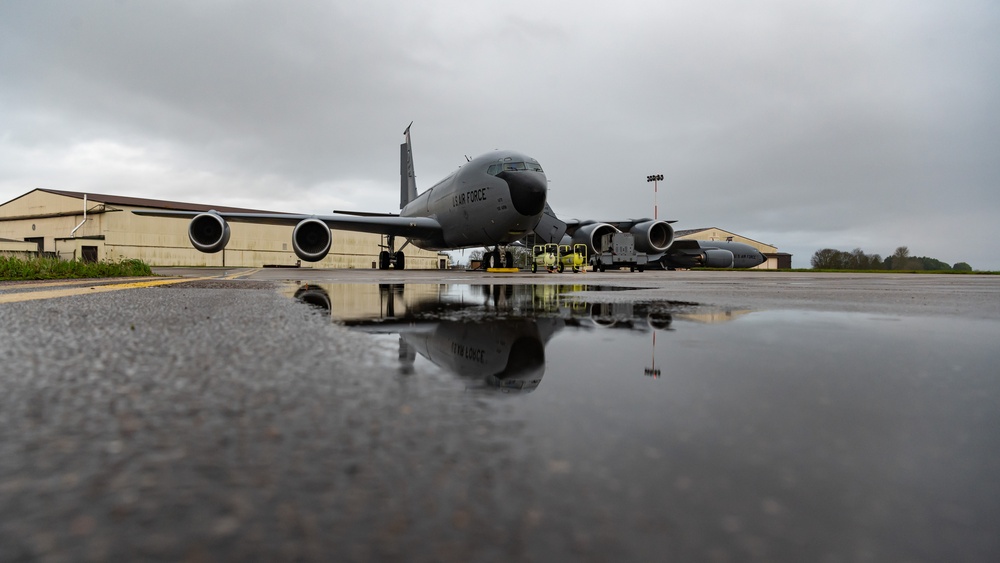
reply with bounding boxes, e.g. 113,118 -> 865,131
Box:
133,124 -> 549,269
133,123 -> 763,270
536,204 -> 766,269
533,204 -> 678,263
655,239 -> 767,269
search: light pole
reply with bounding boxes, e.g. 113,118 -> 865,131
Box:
646,174 -> 663,220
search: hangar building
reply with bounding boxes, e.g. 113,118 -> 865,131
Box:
0,189 -> 449,269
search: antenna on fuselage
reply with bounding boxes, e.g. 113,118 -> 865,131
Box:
400,122 -> 417,209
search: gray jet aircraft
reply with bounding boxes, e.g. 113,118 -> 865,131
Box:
133,123 -> 765,270
537,205 -> 766,269
133,124 -> 548,269
533,204 -> 678,263
657,239 -> 767,269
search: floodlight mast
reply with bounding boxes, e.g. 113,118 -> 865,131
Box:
646,174 -> 663,220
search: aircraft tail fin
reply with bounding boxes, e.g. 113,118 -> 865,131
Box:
400,122 -> 417,209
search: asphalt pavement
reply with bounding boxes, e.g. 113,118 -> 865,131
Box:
2,269 -> 998,562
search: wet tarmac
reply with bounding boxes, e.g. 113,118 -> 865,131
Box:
1,270 -> 999,561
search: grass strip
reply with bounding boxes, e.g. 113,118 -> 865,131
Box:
0,256 -> 154,280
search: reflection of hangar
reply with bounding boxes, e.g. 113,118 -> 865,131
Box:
674,227 -> 791,270
0,189 -> 449,268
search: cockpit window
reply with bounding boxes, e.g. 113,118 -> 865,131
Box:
488,161 -> 543,175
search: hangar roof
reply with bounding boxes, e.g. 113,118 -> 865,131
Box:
6,188 -> 289,215
675,227 -> 722,237
675,227 -> 774,249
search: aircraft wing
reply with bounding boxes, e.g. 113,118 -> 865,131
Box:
563,218 -> 676,234
132,209 -> 443,240
535,204 -> 676,243
539,203 -> 677,255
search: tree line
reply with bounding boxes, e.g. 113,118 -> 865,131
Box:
811,246 -> 972,271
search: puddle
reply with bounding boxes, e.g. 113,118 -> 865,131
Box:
288,283 -> 718,391
286,282 -> 1000,559
287,283 -> 1000,397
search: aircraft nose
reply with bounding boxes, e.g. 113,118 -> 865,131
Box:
498,170 -> 547,217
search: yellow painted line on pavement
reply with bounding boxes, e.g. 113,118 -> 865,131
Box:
222,268 -> 262,280
0,276 -> 217,304
0,277 -> 155,291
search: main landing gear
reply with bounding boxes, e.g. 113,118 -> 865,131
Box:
379,235 -> 408,270
482,246 -> 514,269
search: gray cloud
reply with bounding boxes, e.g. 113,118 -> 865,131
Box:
2,0 -> 998,268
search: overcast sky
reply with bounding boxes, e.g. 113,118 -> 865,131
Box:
2,1 -> 998,268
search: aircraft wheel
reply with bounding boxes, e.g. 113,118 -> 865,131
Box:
599,264 -> 606,272
637,266 -> 644,272
630,265 -> 635,272
393,251 -> 405,270
505,251 -> 514,268
379,251 -> 391,270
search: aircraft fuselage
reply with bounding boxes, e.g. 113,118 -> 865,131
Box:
401,150 -> 547,251
656,240 -> 767,269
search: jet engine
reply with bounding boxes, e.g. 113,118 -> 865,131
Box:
570,222 -> 620,254
702,249 -> 735,268
188,212 -> 231,253
292,218 -> 333,262
628,220 -> 674,254
294,285 -> 332,311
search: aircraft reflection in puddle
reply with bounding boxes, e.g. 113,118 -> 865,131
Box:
292,284 -> 687,393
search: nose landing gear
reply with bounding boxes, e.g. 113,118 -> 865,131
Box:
379,235 -> 408,270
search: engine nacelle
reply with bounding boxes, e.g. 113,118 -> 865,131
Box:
646,313 -> 673,331
702,249 -> 735,268
629,220 -> 674,254
188,212 -> 231,253
292,218 -> 333,262
571,222 -> 620,254
294,285 -> 332,311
